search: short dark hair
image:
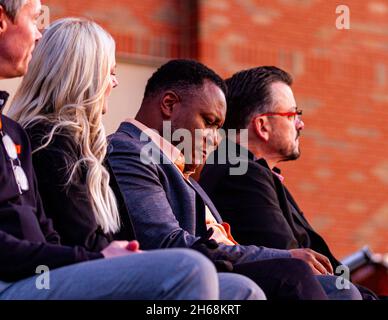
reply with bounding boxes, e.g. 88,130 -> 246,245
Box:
223,66 -> 292,130
143,59 -> 227,101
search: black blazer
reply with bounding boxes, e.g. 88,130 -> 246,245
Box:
27,122 -> 136,252
200,139 -> 341,269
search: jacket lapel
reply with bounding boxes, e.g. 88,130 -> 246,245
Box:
188,178 -> 223,223
283,186 -> 315,232
269,170 -> 309,235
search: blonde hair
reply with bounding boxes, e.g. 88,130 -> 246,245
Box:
9,18 -> 120,234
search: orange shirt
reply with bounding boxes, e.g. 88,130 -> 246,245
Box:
204,206 -> 238,245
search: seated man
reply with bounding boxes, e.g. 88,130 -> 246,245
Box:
199,66 -> 377,300
107,59 -> 361,300
0,0 -> 263,300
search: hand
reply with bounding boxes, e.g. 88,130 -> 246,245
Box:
289,248 -> 334,275
190,228 -> 234,272
101,240 -> 141,258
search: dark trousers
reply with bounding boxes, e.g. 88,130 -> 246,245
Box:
233,258 -> 328,300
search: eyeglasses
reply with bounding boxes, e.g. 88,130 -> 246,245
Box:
0,116 -> 29,194
258,109 -> 303,122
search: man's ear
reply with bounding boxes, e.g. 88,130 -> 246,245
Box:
252,116 -> 271,142
0,6 -> 9,34
160,91 -> 180,118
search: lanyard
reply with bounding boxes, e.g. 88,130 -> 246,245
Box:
0,114 -> 28,193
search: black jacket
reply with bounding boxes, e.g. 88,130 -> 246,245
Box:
0,91 -> 101,282
200,139 -> 341,269
27,121 -> 136,252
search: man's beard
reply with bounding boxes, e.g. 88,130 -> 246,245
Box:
278,145 -> 300,162
279,130 -> 301,162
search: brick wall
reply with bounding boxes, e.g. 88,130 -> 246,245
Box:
42,0 -> 387,258
43,0 -> 197,62
196,0 -> 388,258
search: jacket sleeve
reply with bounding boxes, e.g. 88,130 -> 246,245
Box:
107,137 -> 291,263
202,161 -> 299,250
107,138 -> 199,250
31,135 -> 111,252
0,229 -> 102,282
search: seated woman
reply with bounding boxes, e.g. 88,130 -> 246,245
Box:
10,18 -> 123,251
7,17 -> 264,300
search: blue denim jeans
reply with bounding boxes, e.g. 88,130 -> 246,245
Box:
316,275 -> 362,300
0,249 -> 265,300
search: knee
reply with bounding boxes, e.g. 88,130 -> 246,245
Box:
316,275 -> 362,300
336,279 -> 363,300
166,248 -> 218,284
174,248 -> 217,274
253,286 -> 267,300
241,277 -> 267,300
345,282 -> 363,300
219,273 -> 267,300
